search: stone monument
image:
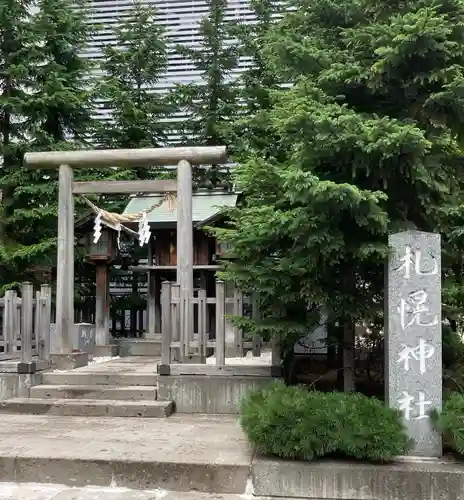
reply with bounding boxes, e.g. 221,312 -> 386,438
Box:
50,323 -> 96,356
386,230 -> 442,457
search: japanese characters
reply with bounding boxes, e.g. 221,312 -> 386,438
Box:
386,231 -> 442,456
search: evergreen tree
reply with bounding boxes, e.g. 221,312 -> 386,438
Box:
29,0 -> 94,148
96,1 -> 170,158
174,0 -> 239,185
233,0 -> 281,158
216,0 -> 464,390
0,0 -> 95,289
0,0 -> 38,287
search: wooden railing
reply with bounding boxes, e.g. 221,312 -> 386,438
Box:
0,283 -> 52,363
159,280 -> 281,376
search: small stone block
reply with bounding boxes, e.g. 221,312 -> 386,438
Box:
93,344 -> 119,357
17,361 -> 37,374
50,352 -> 89,371
158,364 -> 171,376
270,365 -> 282,377
74,323 -> 96,354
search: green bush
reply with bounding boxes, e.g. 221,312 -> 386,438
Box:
432,393 -> 464,455
442,326 -> 464,396
240,381 -> 413,462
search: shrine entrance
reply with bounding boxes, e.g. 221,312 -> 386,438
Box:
24,146 -> 227,359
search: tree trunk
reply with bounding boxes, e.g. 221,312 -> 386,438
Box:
343,318 -> 356,392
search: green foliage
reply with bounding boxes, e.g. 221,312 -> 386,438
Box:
96,1 -> 171,154
440,203 -> 464,325
232,0 -> 281,158
173,0 -> 239,185
217,0 -> 464,384
29,0 -> 94,147
442,324 -> 464,395
240,381 -> 413,462
432,393 -> 464,455
0,0 -> 95,289
0,0 -> 46,286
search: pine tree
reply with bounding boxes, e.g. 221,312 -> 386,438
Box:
216,0 -> 464,390
29,0 -> 94,148
96,2 -> 170,158
0,0 -> 38,287
0,0 -> 95,289
233,0 -> 281,158
174,0 -> 239,185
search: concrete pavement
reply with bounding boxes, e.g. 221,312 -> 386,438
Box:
0,414 -> 251,493
0,483 -> 265,499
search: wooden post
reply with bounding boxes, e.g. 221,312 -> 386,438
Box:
13,291 -> 19,353
147,240 -> 156,337
34,291 -> 40,353
177,159 -> 194,356
251,292 -> 262,357
39,284 -> 52,361
198,289 -> 207,363
138,308 -> 144,335
171,283 -> 180,362
215,280 -> 226,366
129,275 -> 138,336
95,263 -> 110,345
55,164 -> 74,353
14,291 -> 20,353
233,287 -> 244,357
179,288 -> 190,360
20,282 -> 34,363
155,275 -> 162,333
3,290 -> 15,354
161,281 -> 172,365
272,337 -> 281,366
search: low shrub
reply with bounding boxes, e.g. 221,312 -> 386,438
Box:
240,381 -> 413,462
432,393 -> 464,455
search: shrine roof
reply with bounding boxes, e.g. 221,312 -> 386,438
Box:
122,190 -> 238,226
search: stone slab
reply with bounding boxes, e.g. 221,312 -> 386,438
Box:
157,375 -> 276,414
93,345 -> 119,357
252,457 -> 464,500
30,385 -> 157,401
386,231 -> 442,456
50,353 -> 89,371
67,356 -> 159,374
0,359 -> 50,374
0,398 -> 173,418
0,483 -> 264,500
0,414 -> 251,493
41,372 -> 159,387
116,340 -> 161,357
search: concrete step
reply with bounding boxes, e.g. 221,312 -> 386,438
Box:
30,384 -> 157,400
41,371 -> 159,387
0,398 -> 174,417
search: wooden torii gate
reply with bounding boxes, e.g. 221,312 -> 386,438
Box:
24,147 -> 227,360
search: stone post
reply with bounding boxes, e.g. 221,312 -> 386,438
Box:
386,230 -> 442,457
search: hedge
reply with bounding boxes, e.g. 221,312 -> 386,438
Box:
432,392 -> 464,455
240,381 -> 413,462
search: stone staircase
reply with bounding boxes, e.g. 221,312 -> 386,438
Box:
0,365 -> 174,418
